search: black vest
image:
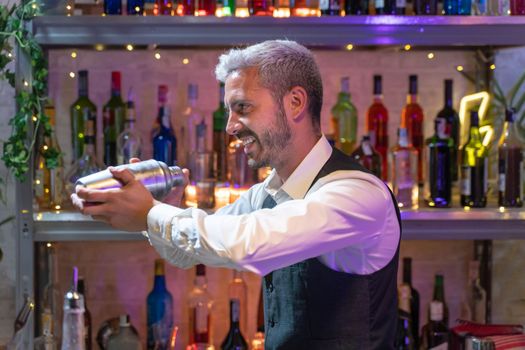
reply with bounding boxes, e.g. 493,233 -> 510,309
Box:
262,147 -> 402,350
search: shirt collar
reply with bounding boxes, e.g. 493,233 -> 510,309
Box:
263,135 -> 332,200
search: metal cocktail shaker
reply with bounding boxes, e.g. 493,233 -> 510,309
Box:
75,159 -> 184,200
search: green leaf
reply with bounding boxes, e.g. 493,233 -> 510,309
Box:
492,78 -> 507,109
508,71 -> 525,107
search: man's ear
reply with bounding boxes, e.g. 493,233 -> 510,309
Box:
286,86 -> 308,121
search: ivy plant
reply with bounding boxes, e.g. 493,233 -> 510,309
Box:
0,0 -> 59,184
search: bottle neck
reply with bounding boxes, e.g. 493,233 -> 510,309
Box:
79,78 -> 88,98
406,94 -> 418,104
402,259 -> 412,285
444,80 -> 453,108
373,94 -> 383,103
433,276 -> 445,301
153,275 -> 167,290
194,275 -> 207,289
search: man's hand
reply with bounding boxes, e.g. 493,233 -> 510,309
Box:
71,165 -> 156,232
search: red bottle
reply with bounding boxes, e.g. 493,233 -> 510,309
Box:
250,0 -> 273,15
195,0 -> 215,15
401,75 -> 425,186
176,0 -> 194,15
511,0 -> 525,14
366,75 -> 389,181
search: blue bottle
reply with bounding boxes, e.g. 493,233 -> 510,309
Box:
443,0 -> 471,14
152,85 -> 177,166
127,0 -> 144,14
104,0 -> 122,14
147,259 -> 174,350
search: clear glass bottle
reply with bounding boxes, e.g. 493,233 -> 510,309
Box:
107,315 -> 142,350
330,77 -> 358,155
498,108 -> 523,208
117,89 -> 143,165
184,83 -> 205,168
35,309 -> 58,350
213,82 -> 231,184
350,135 -> 382,179
391,128 -> 419,209
147,259 -> 174,350
460,111 -> 488,208
66,116 -> 105,196
188,264 -> 213,349
42,245 -> 62,344
61,267 -> 85,350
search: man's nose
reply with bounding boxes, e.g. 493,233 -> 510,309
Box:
226,113 -> 242,136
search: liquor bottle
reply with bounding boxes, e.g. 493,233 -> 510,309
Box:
77,277 -> 92,350
436,79 -> 460,182
104,0 -> 122,14
395,284 -> 415,350
273,0 -> 291,16
176,0 -> 195,14
152,85 -> 177,166
144,0 -> 156,14
463,261 -> 487,324
61,267 -> 85,350
216,0 -> 234,15
473,0 -> 486,14
221,299 -> 248,350
511,0 -> 525,14
184,83 -> 205,168
420,300 -> 449,350
117,90 -> 143,165
350,135 -> 382,179
366,75 -> 389,181
188,264 -> 213,349
375,0 -> 396,14
320,0 -> 342,15
66,116 -> 105,194
443,0 -> 471,13
147,259 -> 174,350
228,138 -> 258,191
103,71 -> 126,166
414,0 -> 437,13
42,245 -> 62,343
345,0 -> 369,14
154,0 -> 173,14
291,0 -> 320,16
425,118 -> 453,208
213,83 -> 230,184
331,77 -> 358,155
127,0 -> 144,14
195,0 -> 216,14
431,274 -> 449,327
35,309 -> 58,350
228,271 -> 248,337
460,111 -> 488,208
395,0 -> 406,14
401,75 -> 424,186
498,108 -> 524,208
235,0 -> 250,16
70,70 -> 97,162
402,257 -> 420,348
391,128 -> 419,209
107,315 -> 142,350
250,0 -> 273,14
35,99 -> 65,210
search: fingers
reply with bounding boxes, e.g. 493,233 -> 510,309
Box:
75,187 -> 109,203
130,157 -> 141,164
182,168 -> 190,186
109,167 -> 136,186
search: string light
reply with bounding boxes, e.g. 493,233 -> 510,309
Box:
7,52 -> 12,58
32,115 -> 37,122
427,52 -> 435,59
46,242 -> 52,248
69,72 -> 76,78
95,44 -> 105,51
71,51 -> 77,59
23,80 -> 29,87
155,52 -> 161,60
126,44 -> 134,51
404,44 -> 411,51
490,64 -> 496,70
182,58 -> 190,64
346,44 -> 354,51
135,6 -> 141,12
456,65 -> 464,72
43,145 -> 49,151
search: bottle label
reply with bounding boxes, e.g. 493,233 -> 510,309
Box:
430,301 -> 444,321
363,142 -> 373,156
195,306 -> 208,333
375,0 -> 384,8
369,130 -> 377,148
320,0 -> 329,9
35,169 -> 45,197
461,166 -> 471,196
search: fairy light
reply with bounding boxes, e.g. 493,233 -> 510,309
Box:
126,44 -> 134,51
43,145 -> 49,151
456,65 -> 464,72
23,80 -> 29,87
7,52 -> 12,58
95,44 -> 105,51
404,44 -> 411,51
46,242 -> 52,248
346,44 -> 354,51
154,52 -> 161,60
32,115 -> 37,122
135,6 -> 141,12
427,52 -> 435,59
499,206 -> 505,213
69,72 -> 76,78
71,51 -> 77,59
182,58 -> 190,65
490,64 -> 496,70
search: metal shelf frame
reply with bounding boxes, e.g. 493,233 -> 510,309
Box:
33,15 -> 525,47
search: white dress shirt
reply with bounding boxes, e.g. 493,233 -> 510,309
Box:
144,136 -> 400,276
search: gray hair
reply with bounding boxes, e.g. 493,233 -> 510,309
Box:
215,40 -> 323,131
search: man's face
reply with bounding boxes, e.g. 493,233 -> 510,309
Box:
224,68 -> 292,169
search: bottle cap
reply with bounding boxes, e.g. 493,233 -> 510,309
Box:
119,314 -> 131,327
505,108 -> 516,122
111,71 -> 122,94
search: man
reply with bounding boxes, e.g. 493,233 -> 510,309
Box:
73,40 -> 401,349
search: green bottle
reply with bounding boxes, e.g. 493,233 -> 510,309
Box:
460,111 -> 488,208
213,82 -> 230,183
102,71 -> 126,166
330,77 -> 358,154
70,70 -> 97,162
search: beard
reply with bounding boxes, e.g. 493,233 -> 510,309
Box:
240,104 -> 292,169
